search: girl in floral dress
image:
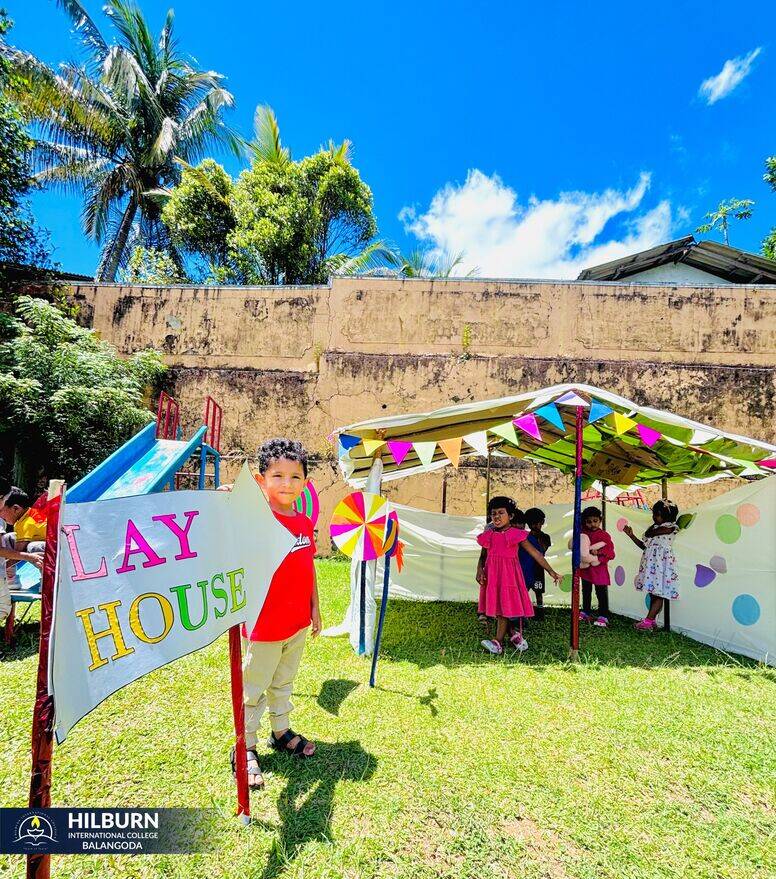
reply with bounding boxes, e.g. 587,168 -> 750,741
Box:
624,499 -> 680,631
477,497 -> 561,654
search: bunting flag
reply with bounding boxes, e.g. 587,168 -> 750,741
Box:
513,413 -> 542,442
636,424 -> 662,447
611,413 -> 637,435
462,431 -> 489,456
439,437 -> 463,467
362,439 -> 386,456
534,402 -> 565,432
338,434 -> 361,456
587,399 -> 613,424
414,441 -> 437,466
387,440 -> 412,466
490,421 -> 519,445
757,458 -> 776,469
555,391 -> 589,407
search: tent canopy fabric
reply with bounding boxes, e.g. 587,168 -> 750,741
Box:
335,383 -> 776,488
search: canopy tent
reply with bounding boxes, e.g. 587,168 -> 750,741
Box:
335,383 -> 776,488
327,384 -> 775,669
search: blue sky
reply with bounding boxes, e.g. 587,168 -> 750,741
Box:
8,0 -> 776,277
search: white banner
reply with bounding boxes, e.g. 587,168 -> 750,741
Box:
50,464 -> 295,742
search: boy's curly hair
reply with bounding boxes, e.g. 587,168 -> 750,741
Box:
257,438 -> 308,477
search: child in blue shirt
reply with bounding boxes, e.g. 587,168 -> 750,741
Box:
518,507 -> 551,620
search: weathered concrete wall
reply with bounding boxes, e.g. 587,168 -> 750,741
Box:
70,276 -> 776,551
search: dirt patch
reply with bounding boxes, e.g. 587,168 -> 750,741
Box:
500,816 -> 579,879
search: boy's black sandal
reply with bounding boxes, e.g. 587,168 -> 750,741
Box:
268,728 -> 314,757
230,744 -> 265,789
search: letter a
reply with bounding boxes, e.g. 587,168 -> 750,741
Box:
115,519 -> 167,574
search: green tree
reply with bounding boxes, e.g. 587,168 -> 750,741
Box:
161,107 -> 379,285
696,197 -> 754,246
2,0 -> 240,282
0,11 -> 50,270
121,244 -> 186,284
0,296 -> 164,489
762,157 -> 776,261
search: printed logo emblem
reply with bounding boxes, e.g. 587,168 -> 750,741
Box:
14,813 -> 57,849
289,534 -> 311,553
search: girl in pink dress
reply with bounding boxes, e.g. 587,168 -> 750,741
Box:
477,497 -> 561,655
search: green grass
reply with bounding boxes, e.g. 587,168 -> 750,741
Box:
1,558 -> 774,879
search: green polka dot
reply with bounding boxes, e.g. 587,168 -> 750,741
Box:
559,574 -> 573,593
715,514 -> 742,544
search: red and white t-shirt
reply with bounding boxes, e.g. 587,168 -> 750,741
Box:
246,510 -> 316,642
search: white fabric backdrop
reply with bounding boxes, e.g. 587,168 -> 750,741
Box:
375,479 -> 775,665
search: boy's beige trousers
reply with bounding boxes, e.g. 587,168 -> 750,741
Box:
242,625 -> 308,747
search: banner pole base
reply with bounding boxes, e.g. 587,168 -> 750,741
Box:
568,648 -> 580,663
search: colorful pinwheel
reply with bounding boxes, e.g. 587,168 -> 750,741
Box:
330,491 -> 389,561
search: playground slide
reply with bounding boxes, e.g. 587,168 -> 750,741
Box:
16,421 -> 207,589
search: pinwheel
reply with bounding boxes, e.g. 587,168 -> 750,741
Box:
330,492 -> 389,561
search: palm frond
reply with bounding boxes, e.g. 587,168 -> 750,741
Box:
328,241 -> 399,276
55,0 -> 109,66
248,105 -> 291,167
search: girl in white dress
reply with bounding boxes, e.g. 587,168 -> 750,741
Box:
623,500 -> 680,631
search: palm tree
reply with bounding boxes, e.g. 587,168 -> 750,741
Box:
2,0 -> 240,281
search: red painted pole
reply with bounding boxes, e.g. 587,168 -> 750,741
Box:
569,406 -> 583,661
27,490 -> 62,879
228,625 -> 250,821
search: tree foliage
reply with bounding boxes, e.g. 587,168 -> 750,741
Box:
0,12 -> 50,269
762,157 -> 776,261
121,245 -> 186,285
2,0 -> 240,282
696,197 -> 754,246
161,106 -> 378,285
0,296 -> 164,488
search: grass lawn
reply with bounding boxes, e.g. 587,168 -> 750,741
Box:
1,557 -> 774,879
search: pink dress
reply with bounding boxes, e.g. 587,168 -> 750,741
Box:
477,527 -> 535,619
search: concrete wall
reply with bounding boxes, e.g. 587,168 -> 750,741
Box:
70,276 -> 776,551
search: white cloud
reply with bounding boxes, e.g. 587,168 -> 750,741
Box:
401,170 -> 673,279
699,48 -> 762,105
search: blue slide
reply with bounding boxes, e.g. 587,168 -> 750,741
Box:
14,421 -> 208,591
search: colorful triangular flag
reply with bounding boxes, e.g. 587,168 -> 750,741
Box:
636,424 -> 661,447
438,437 -> 463,467
462,431 -> 488,456
338,433 -> 361,450
387,440 -> 412,466
414,441 -> 436,466
513,413 -> 542,442
490,422 -> 519,445
362,439 -> 385,456
611,413 -> 637,435
534,402 -> 565,432
587,399 -> 613,424
555,391 -> 589,407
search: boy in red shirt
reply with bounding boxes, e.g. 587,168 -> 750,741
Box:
578,506 -> 616,628
231,438 -> 321,790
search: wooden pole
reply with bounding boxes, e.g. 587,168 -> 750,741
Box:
27,481 -> 63,879
485,448 -> 492,515
228,626 -> 250,822
661,478 -> 671,632
531,462 -> 537,508
441,468 -> 448,514
600,480 -> 608,529
569,407 -> 584,662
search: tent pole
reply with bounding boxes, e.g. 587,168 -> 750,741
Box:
441,468 -> 448,514
600,480 -> 607,529
569,407 -> 583,662
661,477 -> 671,633
531,462 -> 537,508
485,448 -> 492,515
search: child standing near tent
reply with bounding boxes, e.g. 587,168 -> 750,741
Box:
624,500 -> 680,630
578,506 -> 616,628
519,507 -> 552,620
477,496 -> 561,655
224,438 -> 321,791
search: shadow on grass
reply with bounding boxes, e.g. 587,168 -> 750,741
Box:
258,739 -> 377,879
317,679 -> 359,716
0,620 -> 40,662
377,600 -> 767,672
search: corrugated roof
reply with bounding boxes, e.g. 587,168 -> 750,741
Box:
577,236 -> 776,284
